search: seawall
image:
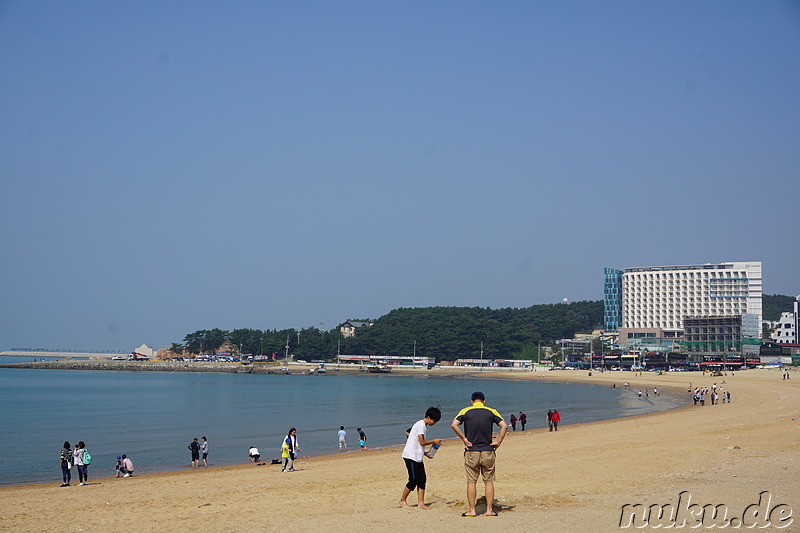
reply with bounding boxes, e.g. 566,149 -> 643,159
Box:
0,360 -> 266,373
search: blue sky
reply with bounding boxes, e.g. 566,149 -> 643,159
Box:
1,1 -> 798,352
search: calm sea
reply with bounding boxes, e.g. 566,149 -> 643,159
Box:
0,363 -> 686,485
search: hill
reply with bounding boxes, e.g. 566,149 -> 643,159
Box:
762,294 -> 797,321
174,300 -> 603,362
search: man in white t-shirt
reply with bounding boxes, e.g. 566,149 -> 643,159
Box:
249,446 -> 260,462
399,407 -> 442,510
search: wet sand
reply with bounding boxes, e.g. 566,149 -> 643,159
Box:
2,368 -> 798,532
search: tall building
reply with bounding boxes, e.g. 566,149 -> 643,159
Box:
603,268 -> 623,332
603,262 -> 763,342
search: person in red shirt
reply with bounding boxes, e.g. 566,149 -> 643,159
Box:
551,409 -> 561,431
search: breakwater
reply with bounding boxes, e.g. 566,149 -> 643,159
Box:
0,360 -> 275,374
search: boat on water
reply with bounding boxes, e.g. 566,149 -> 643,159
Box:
367,364 -> 391,373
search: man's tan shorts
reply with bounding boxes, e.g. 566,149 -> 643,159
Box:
464,450 -> 496,482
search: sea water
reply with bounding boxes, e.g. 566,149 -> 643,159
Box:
0,366 -> 686,485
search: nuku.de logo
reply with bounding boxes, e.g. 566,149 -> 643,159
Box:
619,491 -> 793,529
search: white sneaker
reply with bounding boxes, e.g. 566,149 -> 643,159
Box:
123,473 -> 130,477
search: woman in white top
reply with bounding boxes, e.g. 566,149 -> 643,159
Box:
73,441 -> 88,486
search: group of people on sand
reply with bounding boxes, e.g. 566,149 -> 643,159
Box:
188,436 -> 209,468
399,394 -> 571,516
336,426 -> 368,452
59,441 -> 134,486
691,382 -> 731,406
546,409 -> 561,431
59,441 -> 90,487
508,411 -> 527,431
246,428 -> 300,472
400,391 -> 553,517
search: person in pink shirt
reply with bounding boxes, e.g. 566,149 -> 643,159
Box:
119,455 -> 134,477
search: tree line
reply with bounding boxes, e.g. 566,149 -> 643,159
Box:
170,300 -> 604,362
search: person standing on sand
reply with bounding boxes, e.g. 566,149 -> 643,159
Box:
188,438 -> 201,468
73,441 -> 89,486
509,413 -> 517,431
451,391 -> 508,517
283,428 -> 299,463
338,426 -> 347,451
399,407 -> 442,510
547,409 -> 554,431
200,436 -> 209,467
59,441 -> 72,487
519,412 -> 527,431
551,409 -> 561,431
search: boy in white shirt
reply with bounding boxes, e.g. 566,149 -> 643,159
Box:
399,407 -> 442,510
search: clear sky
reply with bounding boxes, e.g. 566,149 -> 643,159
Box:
1,1 -> 799,352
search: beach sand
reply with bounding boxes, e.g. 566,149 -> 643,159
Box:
2,368 -> 798,532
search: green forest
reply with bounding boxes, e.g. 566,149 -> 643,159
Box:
171,295 -> 795,362
172,300 -> 603,362
762,294 -> 797,321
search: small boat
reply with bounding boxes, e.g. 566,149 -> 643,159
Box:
367,364 -> 391,373
316,366 -> 327,374
307,368 -> 315,375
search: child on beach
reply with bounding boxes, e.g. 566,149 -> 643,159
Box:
114,456 -> 122,478
281,439 -> 294,472
399,407 -> 442,510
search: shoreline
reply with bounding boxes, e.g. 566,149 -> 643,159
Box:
0,365 -> 688,488
3,368 -> 798,532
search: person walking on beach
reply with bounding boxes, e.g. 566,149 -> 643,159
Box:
188,438 -> 201,468
519,411 -> 527,431
451,391 -> 508,517
399,407 -> 442,510
283,428 -> 299,463
509,413 -> 517,431
73,441 -> 89,486
547,409 -> 554,431
281,439 -> 294,472
200,436 -> 209,467
358,427 -> 367,451
551,409 -> 561,431
59,441 -> 72,487
338,426 -> 347,452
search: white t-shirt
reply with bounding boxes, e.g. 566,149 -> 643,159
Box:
402,419 -> 426,462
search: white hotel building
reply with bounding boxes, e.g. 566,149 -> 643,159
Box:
604,262 -> 762,347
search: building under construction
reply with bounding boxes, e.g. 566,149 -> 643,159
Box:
679,314 -> 760,359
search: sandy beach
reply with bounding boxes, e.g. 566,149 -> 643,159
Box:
2,368 -> 798,532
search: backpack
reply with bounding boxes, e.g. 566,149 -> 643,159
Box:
82,450 -> 92,465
